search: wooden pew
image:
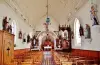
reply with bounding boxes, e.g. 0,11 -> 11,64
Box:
54,51 -> 99,65
14,50 -> 43,65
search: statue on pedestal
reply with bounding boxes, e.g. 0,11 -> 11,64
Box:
85,24 -> 91,39
90,5 -> 99,26
2,17 -> 8,30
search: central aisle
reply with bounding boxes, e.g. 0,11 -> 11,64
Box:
41,51 -> 56,65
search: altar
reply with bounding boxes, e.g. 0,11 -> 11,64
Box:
44,45 -> 52,51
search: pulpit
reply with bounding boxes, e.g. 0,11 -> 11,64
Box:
0,30 -> 14,65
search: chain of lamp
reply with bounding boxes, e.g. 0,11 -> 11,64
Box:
46,0 -> 49,32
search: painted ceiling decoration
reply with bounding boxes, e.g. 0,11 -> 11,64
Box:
4,0 -> 88,28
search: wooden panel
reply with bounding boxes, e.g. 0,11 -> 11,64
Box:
4,39 -> 11,65
0,30 -> 14,65
0,31 -> 3,65
3,32 -> 14,65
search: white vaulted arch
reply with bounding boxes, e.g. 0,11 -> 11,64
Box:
37,31 -> 57,50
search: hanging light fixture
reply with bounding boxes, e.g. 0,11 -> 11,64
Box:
46,0 -> 50,26
46,0 -> 50,24
44,0 -> 50,37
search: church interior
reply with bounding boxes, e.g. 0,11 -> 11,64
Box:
0,0 -> 100,65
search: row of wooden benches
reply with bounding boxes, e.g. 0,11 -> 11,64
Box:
14,50 -> 43,65
53,51 -> 99,65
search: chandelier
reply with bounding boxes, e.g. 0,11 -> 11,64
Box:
45,0 -> 50,32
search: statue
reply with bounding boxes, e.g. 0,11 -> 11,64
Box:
23,33 -> 26,43
90,5 -> 99,26
56,38 -> 60,48
2,16 -> 8,30
27,34 -> 30,43
7,25 -> 12,33
64,30 -> 68,40
62,39 -> 69,52
18,30 -> 22,39
85,24 -> 91,39
9,25 -> 12,33
79,25 -> 84,36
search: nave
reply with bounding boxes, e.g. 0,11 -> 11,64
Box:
14,50 -> 99,65
0,0 -> 100,65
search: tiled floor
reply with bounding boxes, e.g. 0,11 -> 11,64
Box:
41,51 -> 56,65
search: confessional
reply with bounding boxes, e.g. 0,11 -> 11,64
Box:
0,30 -> 14,65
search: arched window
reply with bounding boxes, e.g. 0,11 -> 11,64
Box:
74,18 -> 81,46
12,20 -> 16,43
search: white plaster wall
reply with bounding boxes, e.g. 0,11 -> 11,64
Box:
70,0 -> 100,51
0,2 -> 33,50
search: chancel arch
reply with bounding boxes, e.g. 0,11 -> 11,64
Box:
36,31 -> 57,50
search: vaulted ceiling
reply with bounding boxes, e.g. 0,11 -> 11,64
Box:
5,0 -> 88,28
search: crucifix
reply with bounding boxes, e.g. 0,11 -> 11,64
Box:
7,47 -> 10,56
